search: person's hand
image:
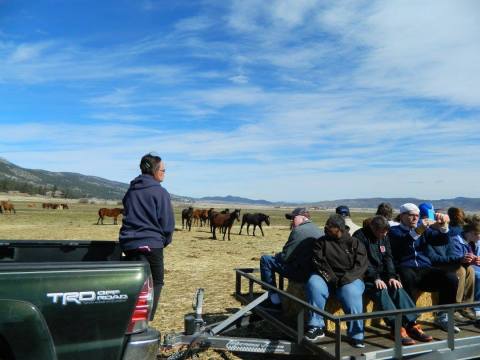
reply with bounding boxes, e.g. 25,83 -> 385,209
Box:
375,279 -> 387,289
388,278 -> 403,289
435,213 -> 450,224
415,220 -> 429,235
463,253 -> 475,264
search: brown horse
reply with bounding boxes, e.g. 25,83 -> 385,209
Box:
192,208 -> 209,227
97,208 -> 124,225
211,209 -> 241,241
0,201 -> 16,214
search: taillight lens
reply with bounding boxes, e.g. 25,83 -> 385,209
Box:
126,276 -> 153,334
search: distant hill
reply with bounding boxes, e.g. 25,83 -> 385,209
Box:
196,195 -> 480,212
198,195 -> 274,206
1,158 -> 480,210
308,197 -> 480,212
0,158 -> 191,202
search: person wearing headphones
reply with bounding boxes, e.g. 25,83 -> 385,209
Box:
119,153 -> 175,320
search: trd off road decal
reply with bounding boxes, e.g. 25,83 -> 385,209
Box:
47,290 -> 128,305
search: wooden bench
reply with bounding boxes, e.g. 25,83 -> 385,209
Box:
282,280 -> 438,331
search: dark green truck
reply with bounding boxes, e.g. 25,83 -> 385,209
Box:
0,240 -> 160,360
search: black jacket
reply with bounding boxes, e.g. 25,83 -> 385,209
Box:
312,232 -> 368,288
353,227 -> 398,283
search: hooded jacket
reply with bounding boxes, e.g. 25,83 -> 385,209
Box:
312,231 -> 368,288
119,174 -> 175,250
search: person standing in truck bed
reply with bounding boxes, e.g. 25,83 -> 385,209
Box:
119,153 -> 175,320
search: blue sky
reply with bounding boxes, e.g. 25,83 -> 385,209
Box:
1,0 -> 479,202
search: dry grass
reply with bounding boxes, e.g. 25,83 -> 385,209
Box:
0,200 -> 374,359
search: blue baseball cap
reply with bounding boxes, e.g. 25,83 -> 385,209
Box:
418,202 -> 435,220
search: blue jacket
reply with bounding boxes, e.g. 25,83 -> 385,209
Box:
119,174 -> 175,250
425,234 -> 465,265
389,224 -> 449,268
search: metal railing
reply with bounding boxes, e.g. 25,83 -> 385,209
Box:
235,268 -> 480,360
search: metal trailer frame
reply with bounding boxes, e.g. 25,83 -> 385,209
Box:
161,268 -> 480,359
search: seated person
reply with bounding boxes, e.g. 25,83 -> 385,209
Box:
376,202 -> 399,226
259,208 -> 322,309
389,203 -> 459,333
305,214 -> 368,348
422,203 -> 475,322
448,207 -> 466,237
455,215 -> 480,319
336,205 -> 361,234
354,216 -> 433,345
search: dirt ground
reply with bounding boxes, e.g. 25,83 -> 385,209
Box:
0,200 -> 372,359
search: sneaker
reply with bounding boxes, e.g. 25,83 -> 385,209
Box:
434,317 -> 461,334
453,311 -> 469,323
349,338 -> 365,348
406,323 -> 433,342
390,327 -> 416,346
260,298 -> 282,312
460,308 -> 477,321
304,327 -> 325,343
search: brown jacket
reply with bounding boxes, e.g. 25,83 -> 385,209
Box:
312,232 -> 368,288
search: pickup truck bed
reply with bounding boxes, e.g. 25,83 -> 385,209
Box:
0,240 -> 159,360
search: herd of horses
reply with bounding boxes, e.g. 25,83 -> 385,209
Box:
42,202 -> 69,209
181,207 -> 271,240
0,200 -> 271,238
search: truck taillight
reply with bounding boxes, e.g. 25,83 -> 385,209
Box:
126,276 -> 153,334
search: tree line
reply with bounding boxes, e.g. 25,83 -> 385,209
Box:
0,178 -> 80,198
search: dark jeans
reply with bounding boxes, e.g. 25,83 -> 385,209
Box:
124,247 -> 164,320
365,283 -> 417,327
260,254 -> 303,288
398,267 -> 458,305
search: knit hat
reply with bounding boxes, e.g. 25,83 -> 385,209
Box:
418,202 -> 435,220
399,203 -> 420,214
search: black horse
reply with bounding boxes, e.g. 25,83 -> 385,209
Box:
239,213 -> 270,237
182,207 -> 194,231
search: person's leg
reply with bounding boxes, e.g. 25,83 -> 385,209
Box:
124,248 -> 164,320
417,267 -> 458,305
305,274 -> 330,329
462,265 -> 475,303
417,267 -> 459,332
474,267 -> 480,313
144,248 -> 164,320
455,266 -> 467,303
260,254 -> 287,304
365,283 -> 396,327
397,267 -> 420,300
389,287 -> 418,325
336,279 -> 365,341
260,254 -> 285,287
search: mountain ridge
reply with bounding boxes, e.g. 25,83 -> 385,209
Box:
1,158 -> 480,210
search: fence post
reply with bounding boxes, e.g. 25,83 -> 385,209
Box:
335,318 -> 342,360
394,313 -> 402,359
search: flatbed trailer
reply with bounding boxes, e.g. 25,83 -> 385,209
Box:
162,268 -> 480,359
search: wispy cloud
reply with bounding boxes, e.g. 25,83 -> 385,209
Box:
1,0 -> 479,201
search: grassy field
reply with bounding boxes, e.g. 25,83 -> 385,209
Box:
0,201 -> 373,359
